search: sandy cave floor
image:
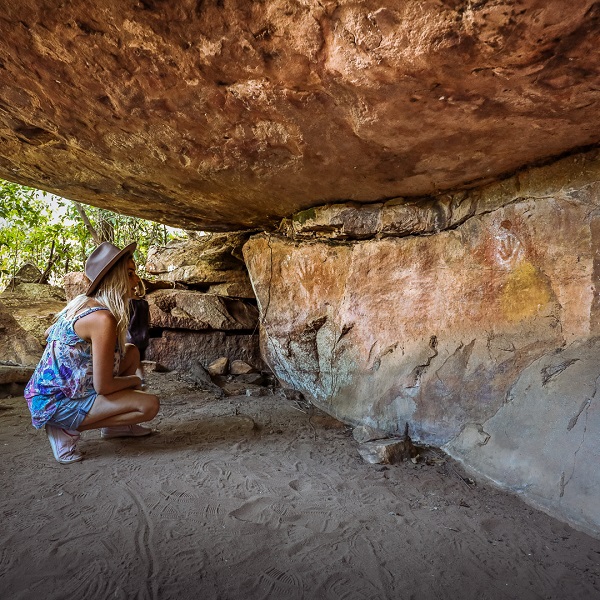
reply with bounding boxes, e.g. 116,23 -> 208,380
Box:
1,370 -> 599,600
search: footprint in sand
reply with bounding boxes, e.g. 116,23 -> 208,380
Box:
317,573 -> 384,600
229,497 -> 284,526
161,489 -> 202,504
229,496 -> 342,534
258,566 -> 304,598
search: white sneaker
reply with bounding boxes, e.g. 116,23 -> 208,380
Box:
46,424 -> 83,464
100,424 -> 153,439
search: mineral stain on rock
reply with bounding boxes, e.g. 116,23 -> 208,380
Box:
500,261 -> 553,322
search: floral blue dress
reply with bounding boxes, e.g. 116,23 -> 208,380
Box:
24,306 -> 121,429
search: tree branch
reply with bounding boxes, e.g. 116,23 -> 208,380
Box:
38,240 -> 56,284
72,201 -> 102,245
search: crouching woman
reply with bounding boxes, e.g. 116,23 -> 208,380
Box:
24,241 -> 160,464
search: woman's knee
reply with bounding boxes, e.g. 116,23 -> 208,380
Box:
142,393 -> 159,420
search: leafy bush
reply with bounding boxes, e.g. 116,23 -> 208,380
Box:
0,180 -> 184,289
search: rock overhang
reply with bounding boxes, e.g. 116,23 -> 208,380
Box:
0,0 -> 598,230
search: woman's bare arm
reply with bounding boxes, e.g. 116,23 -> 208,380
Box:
75,310 -> 142,395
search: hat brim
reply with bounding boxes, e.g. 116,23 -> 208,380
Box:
86,242 -> 137,296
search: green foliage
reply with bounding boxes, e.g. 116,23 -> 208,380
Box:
0,180 -> 38,220
0,179 -> 184,289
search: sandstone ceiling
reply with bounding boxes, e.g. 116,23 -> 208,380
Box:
0,0 -> 598,231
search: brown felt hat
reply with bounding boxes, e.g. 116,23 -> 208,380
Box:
85,241 -> 137,296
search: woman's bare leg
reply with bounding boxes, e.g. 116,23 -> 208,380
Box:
77,343 -> 158,431
78,388 -> 159,431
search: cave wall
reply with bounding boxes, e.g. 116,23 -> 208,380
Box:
244,149 -> 600,537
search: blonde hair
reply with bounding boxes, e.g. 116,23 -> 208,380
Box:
58,255 -> 131,351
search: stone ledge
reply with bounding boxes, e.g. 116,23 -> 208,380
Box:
279,149 -> 600,241
147,289 -> 258,331
0,365 -> 34,385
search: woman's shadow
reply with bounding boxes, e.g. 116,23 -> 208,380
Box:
83,413 -> 262,458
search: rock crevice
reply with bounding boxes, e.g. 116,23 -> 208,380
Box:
279,149 -> 600,241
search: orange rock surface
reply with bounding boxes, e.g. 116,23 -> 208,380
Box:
0,1 -> 598,230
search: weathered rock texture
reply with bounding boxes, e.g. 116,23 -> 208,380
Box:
357,438 -> 417,465
5,263 -> 43,287
146,233 -> 255,298
145,330 -> 263,374
0,364 -> 35,398
147,289 -> 258,331
143,235 -> 262,372
0,284 -> 65,350
0,282 -> 65,378
0,1 -> 598,230
0,301 -> 45,367
244,149 -> 600,536
444,338 -> 600,539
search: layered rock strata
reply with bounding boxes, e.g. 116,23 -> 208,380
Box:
147,289 -> 258,331
60,233 -> 262,373
144,290 -> 263,373
145,330 -> 262,376
146,233 -> 255,298
244,149 -> 600,537
145,234 -> 263,373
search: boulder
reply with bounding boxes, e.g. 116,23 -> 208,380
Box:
232,373 -> 265,386
0,364 -> 35,399
146,289 -> 258,331
0,364 -> 35,385
229,360 -> 255,375
358,439 -> 417,465
207,357 -> 229,377
4,263 -> 42,287
146,233 -> 252,286
0,284 -> 65,348
185,362 -> 222,392
0,301 -> 44,366
140,360 -> 163,373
